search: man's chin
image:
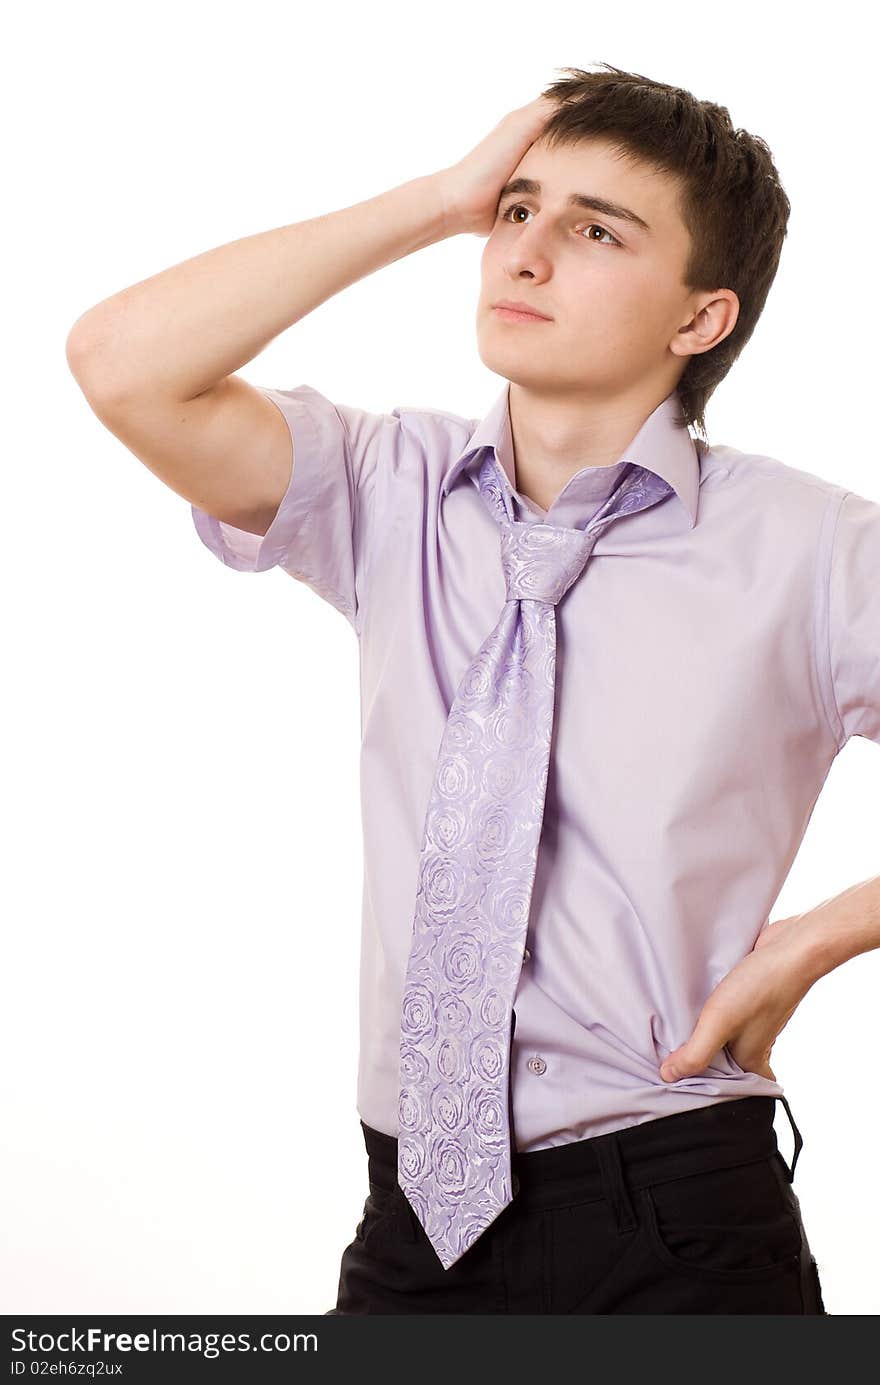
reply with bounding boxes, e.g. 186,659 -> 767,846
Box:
474,339 -> 560,390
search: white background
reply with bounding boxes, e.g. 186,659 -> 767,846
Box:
4,0 -> 878,1316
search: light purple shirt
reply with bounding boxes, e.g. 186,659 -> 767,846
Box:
191,379 -> 880,1151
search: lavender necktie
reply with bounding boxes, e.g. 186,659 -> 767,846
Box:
397,449 -> 674,1270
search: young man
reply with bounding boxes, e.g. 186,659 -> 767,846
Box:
67,63 -> 879,1314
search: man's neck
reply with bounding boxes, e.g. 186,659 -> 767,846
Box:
508,378 -> 679,511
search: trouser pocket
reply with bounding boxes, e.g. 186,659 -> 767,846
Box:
641,1156 -> 804,1281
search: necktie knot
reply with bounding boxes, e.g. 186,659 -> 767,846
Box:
500,520 -> 596,606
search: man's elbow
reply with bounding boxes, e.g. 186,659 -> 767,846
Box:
65,308 -> 132,412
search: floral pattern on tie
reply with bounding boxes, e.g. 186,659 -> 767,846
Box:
397,451 -> 674,1270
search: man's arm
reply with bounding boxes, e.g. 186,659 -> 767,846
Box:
658,879 -> 880,1083
64,175 -> 453,535
64,95 -> 558,538
796,873 -> 880,974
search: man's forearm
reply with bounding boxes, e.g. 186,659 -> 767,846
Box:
66,172 -> 453,407
798,872 -> 880,980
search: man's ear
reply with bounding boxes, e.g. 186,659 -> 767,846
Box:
672,289 -> 740,359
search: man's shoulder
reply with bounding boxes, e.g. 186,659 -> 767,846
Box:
390,401 -> 477,432
382,402 -> 482,485
702,440 -> 851,508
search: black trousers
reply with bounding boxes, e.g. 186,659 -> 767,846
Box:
326,1095 -> 828,1314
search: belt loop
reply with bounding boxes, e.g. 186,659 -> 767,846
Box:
594,1133 -> 638,1234
776,1094 -> 804,1183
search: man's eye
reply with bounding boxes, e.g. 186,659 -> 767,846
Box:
579,223 -> 621,246
499,203 -> 531,224
498,204 -> 620,246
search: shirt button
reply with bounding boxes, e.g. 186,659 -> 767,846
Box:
527,1055 -> 547,1075
523,947 -> 531,962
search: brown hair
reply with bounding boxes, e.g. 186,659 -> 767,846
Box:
537,63 -> 791,440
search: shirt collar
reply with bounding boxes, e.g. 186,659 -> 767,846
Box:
441,380 -> 700,529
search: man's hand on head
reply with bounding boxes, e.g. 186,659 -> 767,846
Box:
434,96 -> 559,239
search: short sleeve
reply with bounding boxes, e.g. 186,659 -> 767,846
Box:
828,488 -> 880,747
190,384 -> 401,634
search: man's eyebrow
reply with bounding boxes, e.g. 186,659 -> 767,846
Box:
496,177 -> 652,235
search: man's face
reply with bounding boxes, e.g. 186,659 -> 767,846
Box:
477,135 -> 700,397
